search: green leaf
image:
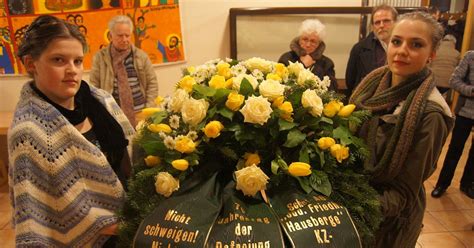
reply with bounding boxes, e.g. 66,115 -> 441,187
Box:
235,128 -> 255,143
194,84 -> 216,97
333,126 -> 353,146
298,145 -> 310,163
310,171 -> 332,196
320,116 -> 333,125
217,107 -> 234,120
296,177 -> 312,193
151,111 -> 168,124
271,160 -> 280,175
283,129 -> 307,148
142,141 -> 166,154
226,123 -> 241,132
287,87 -> 304,107
207,106 -> 217,119
239,78 -> 255,96
278,119 -> 298,131
214,88 -> 232,104
219,146 -> 238,160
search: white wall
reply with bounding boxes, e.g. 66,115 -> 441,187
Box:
0,0 -> 360,112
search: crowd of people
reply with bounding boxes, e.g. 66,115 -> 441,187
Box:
6,4 -> 473,248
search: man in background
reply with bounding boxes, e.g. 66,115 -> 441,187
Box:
90,15 -> 158,127
345,4 -> 398,95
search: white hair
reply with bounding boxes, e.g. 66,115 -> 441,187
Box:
108,15 -> 133,33
298,19 -> 326,41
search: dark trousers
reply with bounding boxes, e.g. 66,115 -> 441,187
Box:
436,115 -> 474,188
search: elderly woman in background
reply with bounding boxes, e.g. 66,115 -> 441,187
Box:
278,19 -> 337,91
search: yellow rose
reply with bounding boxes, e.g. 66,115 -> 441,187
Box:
297,69 -> 317,85
225,78 -> 234,89
323,100 -> 342,117
154,96 -> 164,106
301,89 -> 323,117
170,89 -> 189,113
278,101 -> 293,122
244,152 -> 261,167
174,136 -> 196,153
203,120 -> 224,138
274,63 -> 289,79
181,98 -> 209,126
141,107 -> 161,118
225,92 -> 245,111
317,137 -> 336,150
235,165 -> 269,197
186,66 -> 196,74
338,104 -> 356,117
179,75 -> 196,93
148,123 -> 172,133
209,75 -> 227,89
144,155 -> 161,167
258,79 -> 285,101
288,162 -> 312,177
155,172 -> 179,197
240,96 -> 273,125
171,159 -> 189,171
330,144 -> 350,163
272,96 -> 285,107
243,57 -> 273,74
266,73 -> 282,82
217,62 -> 232,79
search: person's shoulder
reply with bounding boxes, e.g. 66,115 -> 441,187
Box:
426,88 -> 453,118
464,50 -> 474,59
278,51 -> 296,64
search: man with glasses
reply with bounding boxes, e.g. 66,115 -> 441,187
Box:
345,4 -> 398,95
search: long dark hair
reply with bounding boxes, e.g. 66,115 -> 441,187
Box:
17,15 -> 86,63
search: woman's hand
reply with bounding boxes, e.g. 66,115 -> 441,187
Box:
300,55 -> 315,68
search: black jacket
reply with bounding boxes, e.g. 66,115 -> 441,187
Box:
345,32 -> 386,94
278,37 -> 337,91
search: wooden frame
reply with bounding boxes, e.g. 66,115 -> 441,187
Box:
229,6 -> 424,59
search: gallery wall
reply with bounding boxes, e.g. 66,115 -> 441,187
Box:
0,0 -> 360,112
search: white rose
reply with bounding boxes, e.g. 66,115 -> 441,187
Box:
155,172 -> 180,197
301,89 -> 323,117
240,95 -> 273,125
170,89 -> 189,113
243,57 -> 273,74
287,61 -> 305,77
181,97 -> 209,126
258,79 -> 285,101
233,74 -> 259,91
297,69 -> 318,85
235,165 -> 269,197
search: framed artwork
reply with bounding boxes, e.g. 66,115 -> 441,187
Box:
0,0 -> 185,74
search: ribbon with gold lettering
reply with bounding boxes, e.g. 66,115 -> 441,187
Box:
205,182 -> 285,248
269,182 -> 362,248
133,172 -> 221,247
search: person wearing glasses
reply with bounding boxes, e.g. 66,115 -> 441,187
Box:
278,18 -> 337,91
345,4 -> 398,96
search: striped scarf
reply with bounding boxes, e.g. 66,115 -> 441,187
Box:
349,66 -> 435,182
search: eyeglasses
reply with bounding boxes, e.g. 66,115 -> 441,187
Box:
373,19 -> 393,26
300,37 -> 320,46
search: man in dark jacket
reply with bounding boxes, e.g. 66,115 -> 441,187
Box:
345,4 -> 398,95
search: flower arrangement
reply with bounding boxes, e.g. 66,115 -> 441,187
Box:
119,57 -> 383,247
